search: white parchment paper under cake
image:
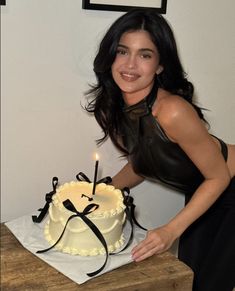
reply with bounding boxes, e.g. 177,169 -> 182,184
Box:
5,214 -> 148,284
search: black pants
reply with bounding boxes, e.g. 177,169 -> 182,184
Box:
178,177 -> 235,291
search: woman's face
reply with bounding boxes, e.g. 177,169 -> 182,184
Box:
111,30 -> 163,105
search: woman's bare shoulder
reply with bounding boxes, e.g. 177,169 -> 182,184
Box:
153,89 -> 199,130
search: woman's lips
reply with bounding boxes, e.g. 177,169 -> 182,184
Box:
120,72 -> 140,82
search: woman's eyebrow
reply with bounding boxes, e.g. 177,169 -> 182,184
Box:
117,44 -> 155,53
117,44 -> 128,49
139,48 -> 155,53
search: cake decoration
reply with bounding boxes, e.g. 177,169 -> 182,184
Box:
32,176 -> 58,223
32,172 -> 147,277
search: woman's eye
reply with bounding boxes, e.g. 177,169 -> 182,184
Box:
141,53 -> 151,59
116,49 -> 127,55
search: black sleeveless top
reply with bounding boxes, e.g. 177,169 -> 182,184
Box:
120,82 -> 227,195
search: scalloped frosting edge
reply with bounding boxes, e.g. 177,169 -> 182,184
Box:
44,221 -> 125,256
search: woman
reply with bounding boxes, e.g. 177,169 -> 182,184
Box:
86,8 -> 235,291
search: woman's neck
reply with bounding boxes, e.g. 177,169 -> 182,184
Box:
122,85 -> 154,106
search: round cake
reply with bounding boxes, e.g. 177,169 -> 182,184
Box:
44,181 -> 126,256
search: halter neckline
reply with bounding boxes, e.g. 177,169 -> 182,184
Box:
122,81 -> 158,117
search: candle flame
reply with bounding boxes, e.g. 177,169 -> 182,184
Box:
95,153 -> 99,161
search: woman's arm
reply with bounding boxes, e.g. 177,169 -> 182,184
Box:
160,96 -> 230,236
132,95 -> 231,262
112,161 -> 145,189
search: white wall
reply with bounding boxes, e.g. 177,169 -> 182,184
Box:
1,0 -> 235,226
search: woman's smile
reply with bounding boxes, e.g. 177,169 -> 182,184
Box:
120,71 -> 140,82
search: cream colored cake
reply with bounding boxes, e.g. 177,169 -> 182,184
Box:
44,181 -> 126,256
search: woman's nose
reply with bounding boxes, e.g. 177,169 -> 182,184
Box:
126,55 -> 137,68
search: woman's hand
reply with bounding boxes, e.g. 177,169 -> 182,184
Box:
131,225 -> 176,262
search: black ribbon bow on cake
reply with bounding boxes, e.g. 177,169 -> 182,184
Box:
31,173 -> 112,223
32,173 -> 147,277
116,187 -> 147,254
37,200 -> 109,277
32,177 -> 58,223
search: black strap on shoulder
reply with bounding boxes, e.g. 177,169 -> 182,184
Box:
219,139 -> 228,161
146,79 -> 159,109
211,134 -> 228,161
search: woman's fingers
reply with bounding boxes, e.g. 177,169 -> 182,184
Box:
131,228 -> 173,262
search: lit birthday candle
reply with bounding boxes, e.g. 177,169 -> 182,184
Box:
92,153 -> 99,195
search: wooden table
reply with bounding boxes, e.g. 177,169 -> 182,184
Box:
1,223 -> 193,290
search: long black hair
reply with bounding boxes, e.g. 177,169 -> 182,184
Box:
85,8 -> 207,153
